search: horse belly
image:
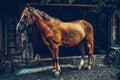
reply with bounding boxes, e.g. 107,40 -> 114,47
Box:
62,30 -> 84,46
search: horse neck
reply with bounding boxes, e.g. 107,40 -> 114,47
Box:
33,12 -> 52,36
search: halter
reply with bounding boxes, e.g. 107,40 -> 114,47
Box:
18,14 -> 34,33
17,9 -> 35,44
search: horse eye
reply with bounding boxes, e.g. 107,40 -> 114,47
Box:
23,15 -> 28,20
30,15 -> 33,18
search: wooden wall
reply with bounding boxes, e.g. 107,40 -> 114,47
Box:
0,18 -> 2,51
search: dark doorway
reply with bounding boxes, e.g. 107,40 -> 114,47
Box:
30,5 -> 110,58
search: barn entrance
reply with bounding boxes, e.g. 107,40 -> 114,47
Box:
0,2 -> 116,73
0,3 -> 112,62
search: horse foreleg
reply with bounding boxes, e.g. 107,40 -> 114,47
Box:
43,37 -> 57,72
49,44 -> 61,76
78,42 -> 85,69
87,39 -> 94,70
48,46 -> 57,72
53,45 -> 61,77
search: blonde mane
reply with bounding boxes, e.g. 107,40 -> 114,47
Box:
36,9 -> 61,21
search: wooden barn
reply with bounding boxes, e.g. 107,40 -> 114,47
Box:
0,0 -> 119,73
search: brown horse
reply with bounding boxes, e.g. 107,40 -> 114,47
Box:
16,6 -> 94,76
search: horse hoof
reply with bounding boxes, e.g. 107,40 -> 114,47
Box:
78,65 -> 82,70
87,65 -> 91,70
54,71 -> 60,77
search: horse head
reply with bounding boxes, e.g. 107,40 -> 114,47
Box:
16,6 -> 35,33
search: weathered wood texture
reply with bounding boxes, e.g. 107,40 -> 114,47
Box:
14,55 -> 105,69
29,3 -> 95,7
0,20 -> 2,50
0,14 -> 4,72
110,14 -> 117,44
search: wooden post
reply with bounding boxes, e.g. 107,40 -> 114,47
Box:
116,15 -> 120,45
3,15 -> 13,73
110,13 -> 117,44
0,14 -> 4,72
105,13 -> 118,65
3,4 -> 13,72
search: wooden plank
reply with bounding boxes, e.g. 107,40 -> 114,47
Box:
0,19 -> 2,49
29,3 -> 96,7
30,55 -> 105,62
15,64 -> 74,75
14,55 -> 105,68
110,14 -> 117,44
4,16 -> 8,55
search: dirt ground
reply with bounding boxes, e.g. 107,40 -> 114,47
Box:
0,55 -> 120,80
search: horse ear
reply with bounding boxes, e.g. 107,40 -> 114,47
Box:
26,3 -> 31,12
26,3 -> 30,7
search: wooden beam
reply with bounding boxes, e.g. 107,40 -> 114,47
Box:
15,64 -> 74,75
29,3 -> 96,7
0,19 -> 2,50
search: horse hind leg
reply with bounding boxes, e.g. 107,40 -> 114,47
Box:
78,41 -> 85,69
86,37 -> 94,70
